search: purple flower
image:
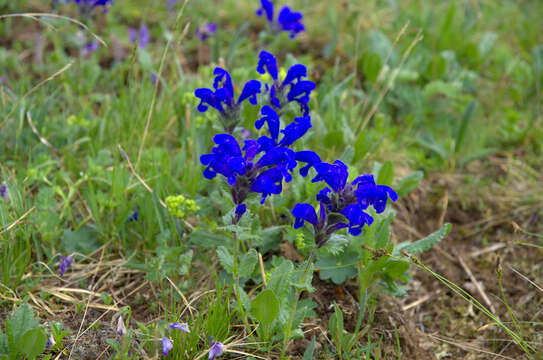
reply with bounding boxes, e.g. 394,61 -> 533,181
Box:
117,315 -> 126,335
81,41 -> 99,57
208,341 -> 225,360
0,182 -> 8,199
162,337 -> 173,356
235,204 -> 247,222
196,23 -> 217,41
58,255 -> 73,276
127,206 -> 139,222
0,76 -> 6,85
169,322 -> 190,333
129,25 -> 150,49
45,334 -> 56,350
151,73 -> 158,84
166,0 -> 177,10
256,0 -> 305,38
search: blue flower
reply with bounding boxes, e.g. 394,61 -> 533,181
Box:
66,0 -> 113,13
292,203 -> 318,230
235,204 -> 247,221
353,175 -> 398,213
169,322 -> 190,333
195,68 -> 261,130
255,105 -> 280,141
128,206 -> 139,222
251,167 -> 284,203
277,6 -> 305,38
278,116 -> 312,147
256,0 -> 274,22
208,341 -> 225,360
59,255 -> 73,276
162,337 -> 173,355
196,23 -> 217,41
200,134 -> 246,185
117,314 -> 126,336
257,51 -> 315,115
295,151 -> 321,177
256,0 -> 305,38
312,160 -> 349,192
341,204 -> 374,236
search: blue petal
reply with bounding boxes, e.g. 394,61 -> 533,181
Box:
295,150 -> 321,177
312,160 -> 349,192
238,80 -> 261,105
256,105 -> 280,141
213,67 -> 234,96
277,6 -> 305,38
251,167 -> 284,203
242,139 -> 260,162
278,116 -> 312,147
341,204 -> 373,236
291,203 -> 318,228
256,0 -> 274,22
283,64 -> 307,86
257,50 -> 278,81
316,187 -> 331,204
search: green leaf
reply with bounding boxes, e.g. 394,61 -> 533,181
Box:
189,230 -> 230,249
60,226 -> 100,254
362,52 -> 382,82
238,249 -> 258,278
316,250 -> 358,285
0,333 -> 8,356
18,328 -> 47,359
395,223 -> 452,256
395,171 -> 424,198
302,336 -> 316,360
455,100 -> 477,155
250,289 -> 280,328
377,161 -> 394,186
216,246 -> 234,274
322,234 -> 349,256
329,303 -> 344,342
383,260 -> 410,281
7,304 -> 39,344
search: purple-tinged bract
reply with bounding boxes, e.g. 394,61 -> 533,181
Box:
162,337 -> 173,355
208,341 -> 225,360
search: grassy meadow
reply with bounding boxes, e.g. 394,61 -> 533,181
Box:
0,0 -> 542,359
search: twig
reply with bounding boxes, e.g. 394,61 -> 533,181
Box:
438,185 -> 448,228
402,290 -> 441,311
0,206 -> 36,235
166,276 -> 194,317
26,111 -> 59,155
469,243 -> 506,258
508,265 -> 543,294
136,1 -> 190,168
457,255 -> 496,313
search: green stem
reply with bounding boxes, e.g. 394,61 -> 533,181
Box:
232,230 -> 248,326
280,249 -> 315,359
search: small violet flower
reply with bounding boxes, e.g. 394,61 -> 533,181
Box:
0,182 -> 8,200
166,0 -> 177,10
195,23 -> 217,41
208,341 -> 225,360
45,334 -> 56,350
162,337 -> 173,356
195,68 -> 261,132
59,255 -> 73,276
129,25 -> 150,50
256,51 -> 315,115
81,41 -> 99,57
169,322 -> 190,333
117,314 -> 126,335
127,206 -> 139,222
256,0 -> 305,38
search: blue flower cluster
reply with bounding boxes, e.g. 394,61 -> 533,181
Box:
198,51 -> 316,222
198,50 -> 397,242
292,160 -> 398,246
256,0 -> 305,38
